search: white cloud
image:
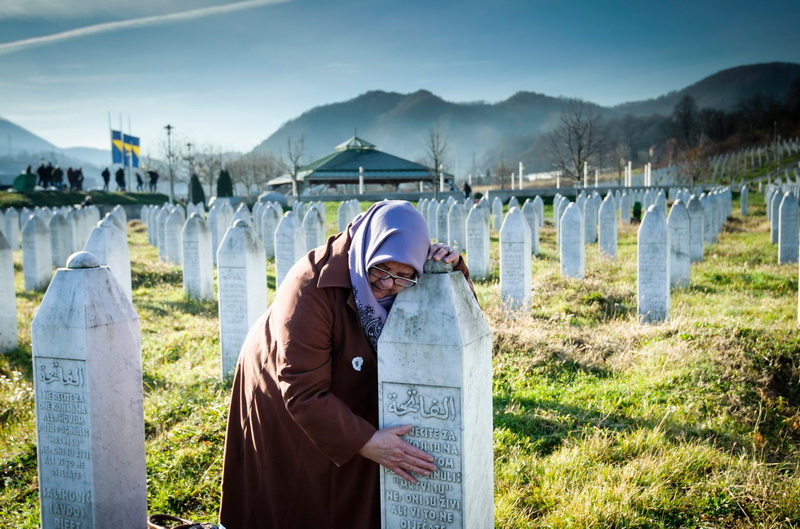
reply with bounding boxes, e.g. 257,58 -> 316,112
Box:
0,0 -> 254,19
0,0 -> 292,55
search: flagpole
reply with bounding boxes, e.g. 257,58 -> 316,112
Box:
128,115 -> 133,192
120,114 -> 127,191
108,111 -> 113,192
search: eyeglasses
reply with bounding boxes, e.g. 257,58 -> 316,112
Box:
368,265 -> 418,288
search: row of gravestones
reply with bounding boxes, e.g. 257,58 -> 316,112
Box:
496,187 -> 733,323
766,184 -> 800,264
141,200 -> 362,378
28,245 -> 494,528
0,204 -> 133,353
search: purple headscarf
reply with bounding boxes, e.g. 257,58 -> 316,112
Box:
348,201 -> 430,350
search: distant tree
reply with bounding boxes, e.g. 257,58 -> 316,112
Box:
192,143 -> 225,198
493,155 -> 512,190
424,125 -> 449,200
228,151 -> 285,198
677,140 -> 713,191
217,169 -> 233,197
284,136 -> 305,196
672,95 -> 699,150
545,99 -> 602,186
189,173 -> 206,206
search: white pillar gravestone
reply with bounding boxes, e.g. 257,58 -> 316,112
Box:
638,206 -> 670,324
182,213 -> 215,301
778,193 -> 799,264
0,231 -> 17,352
465,206 -> 490,280
499,207 -> 531,311
83,218 -> 133,302
560,203 -> 585,280
378,260 -> 493,529
22,215 -> 53,292
217,220 -> 268,379
32,251 -> 147,529
667,200 -> 691,288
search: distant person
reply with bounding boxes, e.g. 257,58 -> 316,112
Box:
25,165 -> 32,175
75,168 -> 84,191
52,166 -> 64,190
36,163 -> 47,188
101,167 -> 111,191
115,167 -> 126,191
135,172 -> 144,192
463,181 -> 472,199
67,167 -> 76,190
148,170 -> 159,192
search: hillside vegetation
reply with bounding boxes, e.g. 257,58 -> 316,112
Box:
1,191 -> 799,527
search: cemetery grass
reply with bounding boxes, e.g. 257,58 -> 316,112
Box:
1,198 -> 799,527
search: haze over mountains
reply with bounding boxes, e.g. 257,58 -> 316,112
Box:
2,62 -> 799,181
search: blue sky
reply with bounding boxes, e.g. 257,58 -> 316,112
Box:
1,0 -> 798,157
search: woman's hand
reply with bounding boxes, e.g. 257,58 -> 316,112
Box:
359,425 -> 437,483
427,242 -> 460,264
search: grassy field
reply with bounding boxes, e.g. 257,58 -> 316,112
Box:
1,193 -> 799,528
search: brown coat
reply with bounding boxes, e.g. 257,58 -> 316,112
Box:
219,229 -> 471,529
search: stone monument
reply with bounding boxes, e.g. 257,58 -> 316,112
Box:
638,206 -> 670,323
0,232 -> 17,352
499,207 -> 531,310
378,260 -> 493,529
32,251 -> 147,529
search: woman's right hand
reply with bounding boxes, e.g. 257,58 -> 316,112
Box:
359,424 -> 437,483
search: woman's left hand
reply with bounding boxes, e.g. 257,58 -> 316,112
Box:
428,242 -> 460,264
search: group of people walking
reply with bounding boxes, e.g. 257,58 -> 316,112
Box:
100,167 -> 159,192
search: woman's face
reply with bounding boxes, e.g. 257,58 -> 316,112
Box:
368,260 -> 416,299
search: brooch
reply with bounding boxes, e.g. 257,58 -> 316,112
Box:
352,357 -> 364,372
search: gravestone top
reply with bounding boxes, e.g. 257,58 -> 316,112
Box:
233,219 -> 248,228
424,260 -> 453,274
67,251 -> 100,269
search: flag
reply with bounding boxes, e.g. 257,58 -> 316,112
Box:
124,134 -> 140,168
111,130 -> 123,164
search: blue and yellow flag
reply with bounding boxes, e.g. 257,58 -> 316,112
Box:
124,134 -> 140,168
111,130 -> 123,164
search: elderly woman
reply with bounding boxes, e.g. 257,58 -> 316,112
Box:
219,200 -> 471,529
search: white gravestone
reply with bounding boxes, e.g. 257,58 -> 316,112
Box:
274,211 -> 306,289
32,251 -> 147,529
465,206 -> 490,280
49,213 -> 74,269
217,220 -> 268,379
83,218 -> 133,301
378,260 -> 493,529
165,208 -> 185,265
0,232 -> 17,352
302,207 -> 326,253
687,195 -> 704,263
533,195 -> 544,228
582,197 -> 597,245
156,207 -> 170,262
258,204 -> 281,259
667,200 -> 691,288
740,185 -> 748,216
4,208 -> 20,250
597,195 -> 617,259
491,197 -> 503,231
23,215 -> 53,292
499,207 -> 531,310
778,193 -> 799,264
638,206 -> 670,323
521,200 -> 538,256
447,202 -> 465,251
182,213 -> 215,300
208,206 -> 229,266
560,203 -> 585,279
436,201 -> 449,243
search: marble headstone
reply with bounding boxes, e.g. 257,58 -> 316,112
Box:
560,203 -> 585,279
778,193 -> 799,264
182,213 -> 215,300
499,207 -> 531,310
83,218 -> 133,301
638,206 -> 670,323
22,215 -> 53,292
686,195 -> 704,263
32,251 -> 146,529
217,220 -> 268,379
465,206 -> 490,280
667,200 -> 691,288
0,232 -> 17,352
597,194 -> 617,259
378,260 -> 493,529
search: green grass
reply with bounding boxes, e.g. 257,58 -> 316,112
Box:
1,192 -> 799,527
0,190 -> 170,209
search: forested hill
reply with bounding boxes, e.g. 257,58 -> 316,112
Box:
254,62 -> 800,173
